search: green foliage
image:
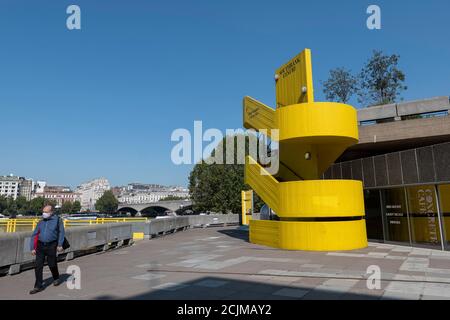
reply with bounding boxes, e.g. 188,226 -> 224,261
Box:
15,196 -> 29,215
322,67 -> 358,104
0,195 -> 8,213
95,190 -> 119,214
29,197 -> 46,215
61,202 -> 73,214
71,201 -> 81,213
0,195 -> 82,217
323,50 -> 407,107
358,50 -> 407,106
160,195 -> 187,201
188,134 -> 265,214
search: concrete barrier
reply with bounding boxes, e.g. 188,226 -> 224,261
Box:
358,103 -> 397,122
0,215 -> 239,275
0,233 -> 19,270
396,96 -> 450,117
357,96 -> 450,123
148,216 -> 190,238
0,223 -> 133,276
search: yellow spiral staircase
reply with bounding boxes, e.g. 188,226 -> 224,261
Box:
243,49 -> 367,251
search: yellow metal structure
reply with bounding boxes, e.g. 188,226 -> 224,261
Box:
133,232 -> 145,240
243,48 -> 367,251
0,217 -> 148,233
241,190 -> 253,226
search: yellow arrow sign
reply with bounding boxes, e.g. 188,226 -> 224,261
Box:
275,48 -> 314,108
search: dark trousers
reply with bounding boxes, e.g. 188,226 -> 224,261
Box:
34,241 -> 60,288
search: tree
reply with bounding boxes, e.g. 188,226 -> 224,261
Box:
15,196 -> 29,215
188,134 -> 265,214
358,50 -> 407,106
95,190 -> 119,214
29,197 -> 46,216
160,195 -> 187,201
322,67 -> 358,104
0,195 -> 8,214
61,202 -> 73,214
71,201 -> 81,214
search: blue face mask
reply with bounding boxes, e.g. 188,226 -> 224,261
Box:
42,212 -> 51,219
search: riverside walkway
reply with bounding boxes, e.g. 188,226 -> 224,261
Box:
1,226 -> 450,300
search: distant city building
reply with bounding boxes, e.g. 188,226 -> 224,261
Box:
110,186 -> 122,198
33,181 -> 46,194
19,178 -> 33,201
76,178 -> 111,211
117,185 -> 189,205
0,175 -> 33,200
33,185 -> 81,207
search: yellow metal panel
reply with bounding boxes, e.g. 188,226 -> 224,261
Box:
250,219 -> 367,251
276,102 -> 358,142
277,180 -> 365,218
276,102 -> 359,179
275,49 -> 314,108
243,96 -> 276,136
245,156 -> 279,213
241,190 -> 253,226
249,220 -> 280,248
246,158 -> 364,218
133,232 -> 145,240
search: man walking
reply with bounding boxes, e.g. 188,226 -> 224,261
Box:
29,205 -> 65,294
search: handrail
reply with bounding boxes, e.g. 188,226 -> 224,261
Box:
0,217 -> 149,233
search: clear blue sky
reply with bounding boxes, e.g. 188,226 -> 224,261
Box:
0,0 -> 449,188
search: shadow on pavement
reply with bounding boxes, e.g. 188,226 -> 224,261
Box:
217,228 -> 249,243
94,276 -> 383,300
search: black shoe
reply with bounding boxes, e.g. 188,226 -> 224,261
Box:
53,279 -> 62,286
29,287 -> 44,294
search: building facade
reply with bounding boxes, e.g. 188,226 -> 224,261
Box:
117,183 -> 189,205
33,185 -> 81,207
118,190 -> 189,205
0,175 -> 33,200
76,178 -> 110,211
325,96 -> 450,251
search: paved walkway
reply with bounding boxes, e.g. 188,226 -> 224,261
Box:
1,226 -> 450,300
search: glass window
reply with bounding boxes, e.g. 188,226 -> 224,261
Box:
407,185 -> 442,248
382,188 -> 410,243
438,184 -> 450,248
364,189 -> 384,240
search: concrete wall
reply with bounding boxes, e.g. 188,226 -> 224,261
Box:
358,96 -> 449,123
130,214 -> 239,238
0,215 -> 239,275
0,223 -> 133,275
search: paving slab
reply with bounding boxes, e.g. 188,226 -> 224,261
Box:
1,226 -> 450,300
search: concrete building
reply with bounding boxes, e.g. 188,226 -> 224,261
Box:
33,181 -> 46,194
118,190 -> 189,205
33,185 -> 81,207
76,178 -> 110,211
0,175 -> 33,200
18,178 -> 33,201
325,96 -> 450,251
116,183 -> 189,205
0,175 -> 20,200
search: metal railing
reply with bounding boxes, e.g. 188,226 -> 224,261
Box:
0,217 -> 149,233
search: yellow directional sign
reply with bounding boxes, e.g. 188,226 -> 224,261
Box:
275,49 -> 314,108
241,190 -> 253,226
